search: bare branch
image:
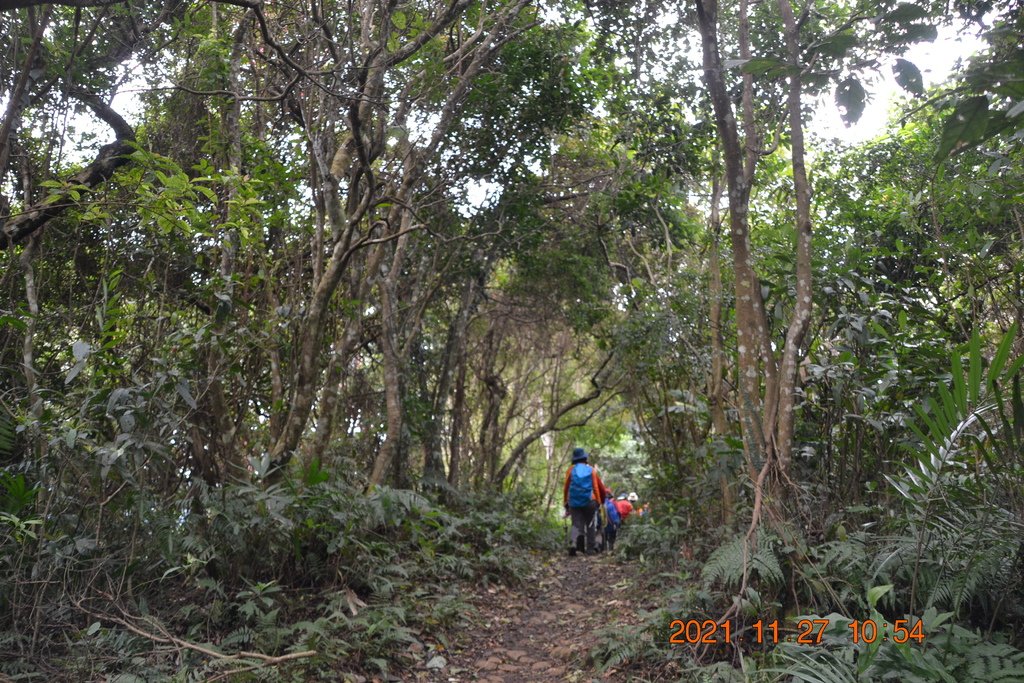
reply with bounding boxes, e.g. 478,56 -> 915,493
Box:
493,353 -> 616,484
171,71 -> 301,102
384,0 -> 475,68
73,598 -> 316,667
0,91 -> 134,249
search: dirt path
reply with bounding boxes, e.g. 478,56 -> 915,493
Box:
421,550 -> 645,682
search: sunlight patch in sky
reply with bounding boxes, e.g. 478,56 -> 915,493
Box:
809,24 -> 986,143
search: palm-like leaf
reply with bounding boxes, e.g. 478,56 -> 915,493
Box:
887,324 -> 1024,512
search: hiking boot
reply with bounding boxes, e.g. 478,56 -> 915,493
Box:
576,536 -> 585,553
568,546 -> 577,557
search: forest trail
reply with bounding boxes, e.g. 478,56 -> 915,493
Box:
420,549 -> 646,683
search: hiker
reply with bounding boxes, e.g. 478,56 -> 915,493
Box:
613,493 -> 634,521
627,493 -> 652,519
563,447 -> 610,556
603,494 -> 621,551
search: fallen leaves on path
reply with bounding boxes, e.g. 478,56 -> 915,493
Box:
413,549 -> 644,683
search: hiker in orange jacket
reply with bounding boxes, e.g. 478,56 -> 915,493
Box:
563,448 -> 610,556
613,494 -> 634,521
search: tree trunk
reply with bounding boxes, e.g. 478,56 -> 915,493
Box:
424,273 -> 480,487
447,334 -> 469,489
20,234 -> 42,438
492,353 -> 613,486
693,0 -> 814,526
707,169 -> 733,525
0,5 -> 51,209
268,0 -> 531,473
774,0 -> 814,471
693,0 -> 767,475
200,14 -> 250,480
307,323 -> 362,462
368,224 -> 412,487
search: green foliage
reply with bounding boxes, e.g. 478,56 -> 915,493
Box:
0,471 -> 37,515
934,9 -> 1024,159
0,412 -> 16,462
796,532 -> 873,614
451,20 -> 601,182
884,325 -> 1019,507
701,532 -> 784,595
769,606 -> 1024,683
893,58 -> 925,97
936,95 -> 993,159
614,514 -> 684,566
5,0 -> 1024,681
590,619 -> 666,674
590,575 -> 712,676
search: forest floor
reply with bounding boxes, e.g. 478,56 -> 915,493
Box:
410,548 -> 652,683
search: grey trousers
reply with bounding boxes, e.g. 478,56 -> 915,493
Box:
569,504 -> 597,551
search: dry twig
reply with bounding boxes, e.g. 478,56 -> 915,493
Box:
74,598 -> 316,670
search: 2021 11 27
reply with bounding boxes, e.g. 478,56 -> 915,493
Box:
668,618 -> 927,645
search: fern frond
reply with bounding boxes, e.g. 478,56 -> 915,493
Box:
0,411 -> 15,460
966,642 -> 1024,682
702,531 -> 783,592
768,645 -> 858,683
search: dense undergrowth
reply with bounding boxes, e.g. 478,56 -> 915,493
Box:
594,508 -> 1024,682
588,332 -> 1024,682
0,469 -> 558,681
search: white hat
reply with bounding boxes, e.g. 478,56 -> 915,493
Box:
627,492 -> 638,502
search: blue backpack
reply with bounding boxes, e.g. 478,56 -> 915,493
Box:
568,463 -> 595,508
605,499 -> 621,527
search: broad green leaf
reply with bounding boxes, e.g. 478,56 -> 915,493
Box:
835,77 -> 866,125
906,417 -> 929,447
935,96 -> 990,159
988,323 -> 1017,382
867,584 -> 893,609
65,360 -> 86,384
740,56 -> 790,77
911,406 -> 941,459
936,382 -> 958,425
983,109 -> 1013,140
884,3 -> 930,23
177,380 -> 198,410
817,30 -> 858,58
893,58 -> 924,96
0,315 -> 27,331
968,331 -> 981,406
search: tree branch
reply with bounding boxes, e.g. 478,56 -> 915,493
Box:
0,90 -> 134,249
492,353 -> 615,484
74,597 -> 316,667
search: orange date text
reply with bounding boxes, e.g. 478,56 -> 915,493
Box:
668,618 -> 927,645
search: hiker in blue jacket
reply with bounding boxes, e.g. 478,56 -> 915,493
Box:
603,493 -> 621,551
563,448 -> 610,556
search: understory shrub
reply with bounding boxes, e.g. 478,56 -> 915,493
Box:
0,468 -> 559,680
